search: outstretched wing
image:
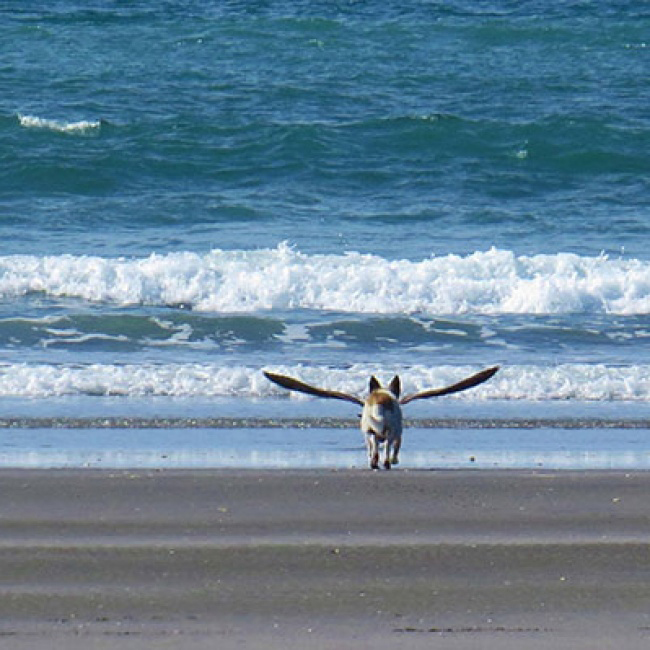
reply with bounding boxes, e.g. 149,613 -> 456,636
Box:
264,371 -> 364,406
399,366 -> 499,405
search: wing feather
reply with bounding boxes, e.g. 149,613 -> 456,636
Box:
264,371 -> 364,406
399,366 -> 499,405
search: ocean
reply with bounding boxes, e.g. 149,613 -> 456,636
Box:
2,1 -> 650,468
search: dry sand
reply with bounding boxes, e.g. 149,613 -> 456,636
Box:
0,468 -> 648,648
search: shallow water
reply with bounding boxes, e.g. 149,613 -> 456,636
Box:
1,414 -> 648,470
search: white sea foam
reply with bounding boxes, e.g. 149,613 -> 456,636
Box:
18,114 -> 101,134
1,245 -> 650,315
0,362 -> 648,401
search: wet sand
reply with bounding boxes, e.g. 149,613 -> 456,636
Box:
0,468 -> 649,648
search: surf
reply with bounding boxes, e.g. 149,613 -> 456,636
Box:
1,245 -> 650,316
0,361 -> 647,402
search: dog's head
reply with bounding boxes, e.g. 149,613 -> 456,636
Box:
368,375 -> 400,399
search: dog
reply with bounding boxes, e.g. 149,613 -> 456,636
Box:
264,366 -> 499,469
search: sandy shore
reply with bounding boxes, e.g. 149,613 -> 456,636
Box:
0,468 -> 648,648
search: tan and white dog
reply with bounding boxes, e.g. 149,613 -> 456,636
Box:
264,366 -> 499,470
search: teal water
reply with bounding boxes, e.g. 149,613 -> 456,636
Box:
3,2 -> 649,258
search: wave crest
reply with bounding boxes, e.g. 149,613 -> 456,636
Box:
0,362 -> 647,401
18,114 -> 101,134
0,245 -> 649,315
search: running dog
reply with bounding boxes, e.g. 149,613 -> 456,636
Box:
264,366 -> 499,469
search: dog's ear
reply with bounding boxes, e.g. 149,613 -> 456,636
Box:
369,376 -> 381,392
389,375 -> 400,398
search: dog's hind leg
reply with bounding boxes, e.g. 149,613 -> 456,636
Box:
383,439 -> 392,470
366,434 -> 380,470
391,437 -> 401,466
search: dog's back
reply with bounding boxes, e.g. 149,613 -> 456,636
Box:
361,389 -> 402,439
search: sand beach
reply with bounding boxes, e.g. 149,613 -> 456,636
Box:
0,468 -> 648,648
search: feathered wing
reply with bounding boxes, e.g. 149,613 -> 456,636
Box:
399,366 -> 499,405
263,371 -> 364,406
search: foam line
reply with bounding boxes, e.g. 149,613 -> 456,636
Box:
0,362 -> 647,401
0,245 -> 648,315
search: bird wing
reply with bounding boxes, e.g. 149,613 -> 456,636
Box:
264,371 -> 364,406
399,366 -> 499,405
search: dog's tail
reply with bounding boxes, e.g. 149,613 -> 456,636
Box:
365,403 -> 387,436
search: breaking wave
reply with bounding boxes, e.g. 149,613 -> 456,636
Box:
18,114 -> 102,134
1,245 -> 649,315
0,362 -> 648,401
